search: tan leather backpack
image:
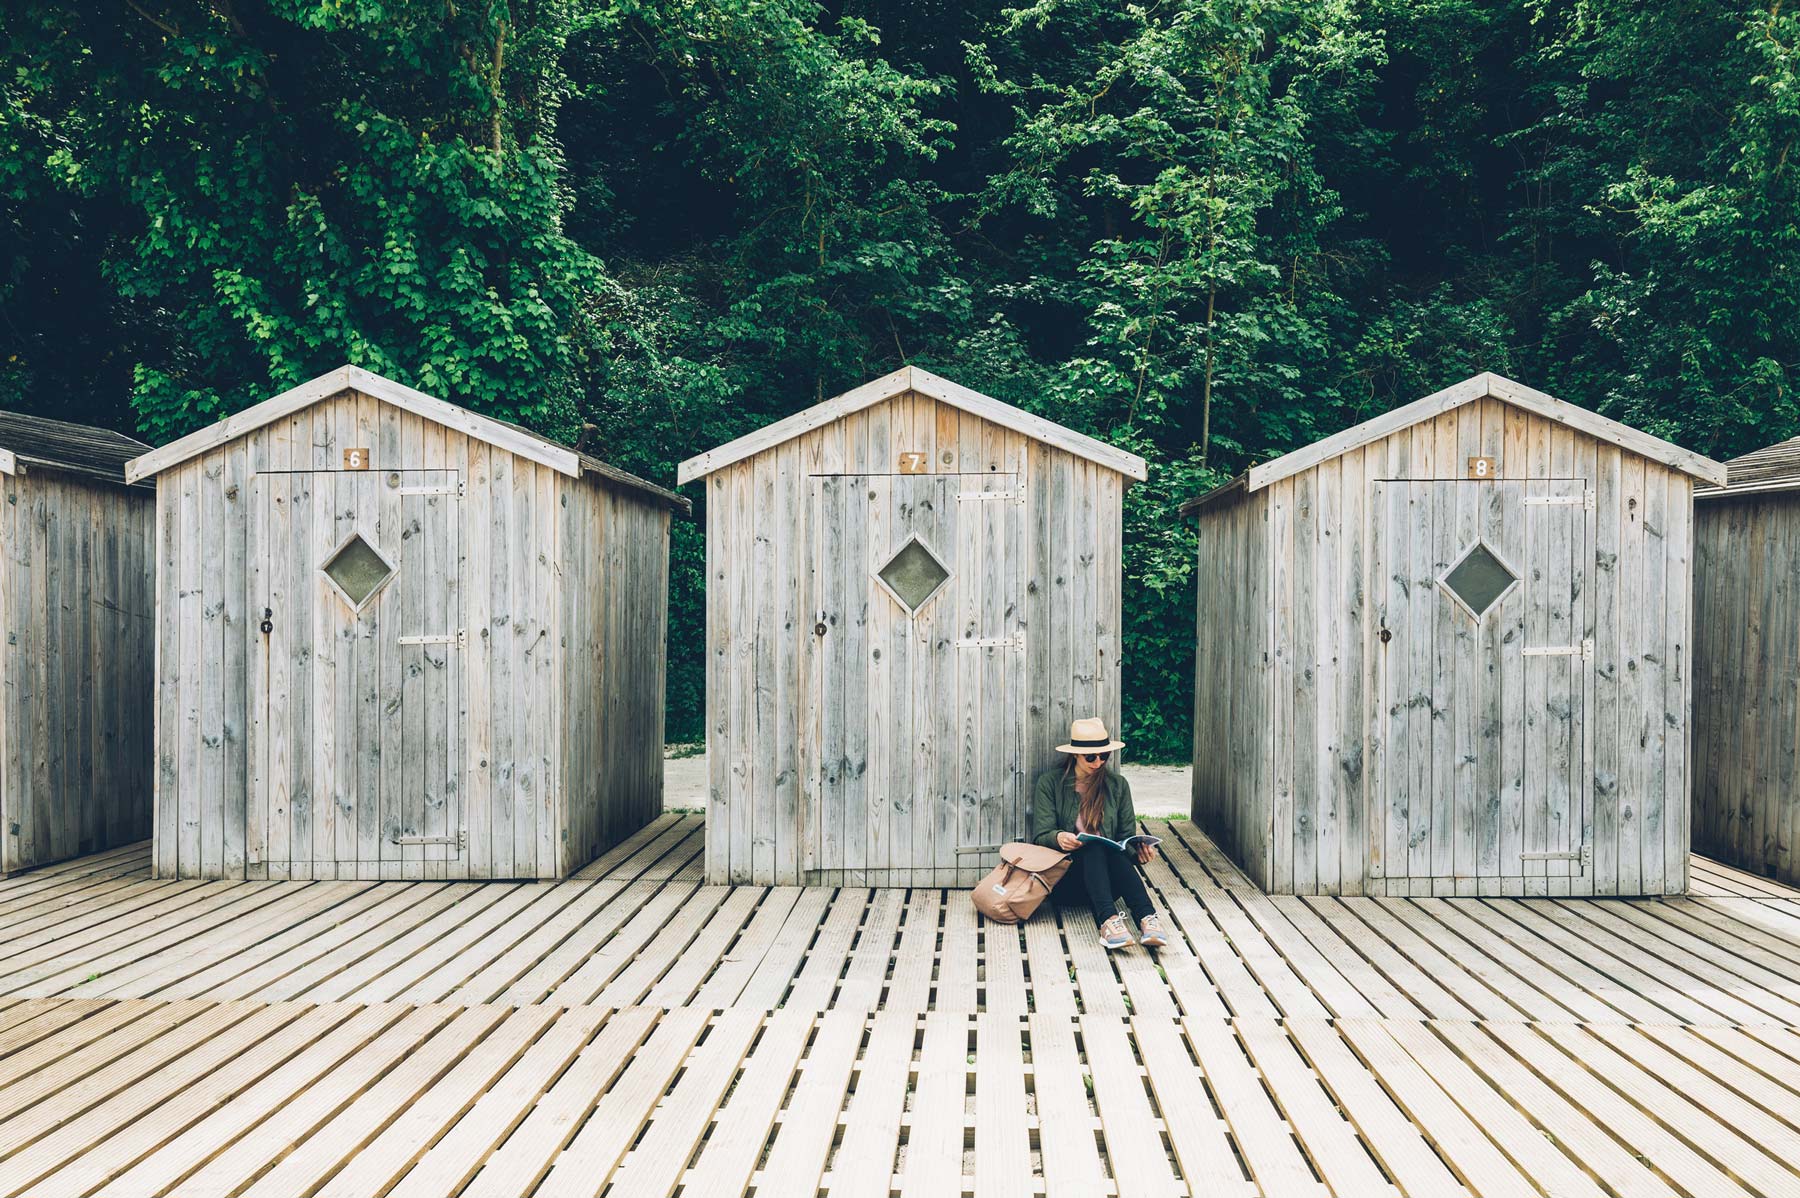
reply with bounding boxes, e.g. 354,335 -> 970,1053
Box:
971,842 -> 1072,923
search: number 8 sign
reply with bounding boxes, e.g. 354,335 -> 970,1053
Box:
1467,455 -> 1496,479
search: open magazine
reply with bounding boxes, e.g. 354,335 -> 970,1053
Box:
1077,832 -> 1162,854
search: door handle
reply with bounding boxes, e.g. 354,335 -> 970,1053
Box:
261,607 -> 273,635
1378,627 -> 1392,645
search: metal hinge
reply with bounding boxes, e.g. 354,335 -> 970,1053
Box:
1522,490 -> 1595,510
1521,638 -> 1593,660
391,827 -> 466,850
957,491 -> 1025,504
398,629 -> 467,648
1521,845 -> 1590,873
957,636 -> 1026,650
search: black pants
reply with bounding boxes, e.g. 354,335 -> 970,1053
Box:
1052,845 -> 1155,926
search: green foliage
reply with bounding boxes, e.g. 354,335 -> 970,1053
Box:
7,0 -> 1800,754
3,0 -> 597,441
960,0 -> 1382,756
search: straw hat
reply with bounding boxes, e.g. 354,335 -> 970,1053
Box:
1055,717 -> 1125,755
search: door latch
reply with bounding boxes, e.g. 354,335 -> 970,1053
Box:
260,607 -> 273,635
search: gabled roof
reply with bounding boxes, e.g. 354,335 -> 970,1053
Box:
1695,435 -> 1800,499
124,365 -> 689,513
675,365 -> 1149,485
0,410 -> 153,489
1180,372 -> 1726,516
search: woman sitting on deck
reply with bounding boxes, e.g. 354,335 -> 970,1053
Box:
1031,718 -> 1169,950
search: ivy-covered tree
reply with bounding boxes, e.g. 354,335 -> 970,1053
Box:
3,0 -> 600,441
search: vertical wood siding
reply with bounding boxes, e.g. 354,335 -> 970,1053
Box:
1194,396 -> 1693,896
557,482 -> 670,875
1189,486 -> 1271,888
0,471 -> 155,874
1693,493 -> 1798,885
705,389 -> 1125,887
150,387 -> 669,880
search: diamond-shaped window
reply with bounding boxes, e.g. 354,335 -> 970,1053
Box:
875,535 -> 951,613
322,532 -> 396,610
1440,541 -> 1518,619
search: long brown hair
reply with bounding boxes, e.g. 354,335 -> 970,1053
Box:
1068,757 -> 1109,833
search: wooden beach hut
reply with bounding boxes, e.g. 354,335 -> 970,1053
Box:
1692,438 -> 1800,885
1183,372 -> 1725,896
0,412 -> 156,875
126,364 -> 690,881
678,365 -> 1147,887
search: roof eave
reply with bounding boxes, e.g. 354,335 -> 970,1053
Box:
0,416 -> 151,486
905,368 -> 1149,481
677,364 -> 1150,484
9,454 -> 152,490
677,366 -> 912,485
127,366 -> 351,483
1695,478 -> 1800,500
1238,372 -> 1727,494
581,457 -> 693,515
1178,472 -> 1248,516
342,367 -> 581,479
126,365 -> 589,484
1482,373 -> 1727,486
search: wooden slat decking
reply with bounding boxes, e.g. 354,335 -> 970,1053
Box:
2,816 -> 1800,1196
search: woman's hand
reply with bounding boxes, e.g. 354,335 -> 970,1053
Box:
1137,843 -> 1158,864
1056,831 -> 1081,852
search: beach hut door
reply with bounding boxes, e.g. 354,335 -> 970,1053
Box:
808,472 -> 1022,882
250,469 -> 464,877
1369,478 -> 1591,887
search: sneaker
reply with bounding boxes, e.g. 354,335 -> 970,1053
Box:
1099,914 -> 1133,949
1138,914 -> 1168,949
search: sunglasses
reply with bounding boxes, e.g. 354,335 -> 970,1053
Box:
1081,752 -> 1111,763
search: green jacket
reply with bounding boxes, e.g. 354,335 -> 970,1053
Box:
1030,765 -> 1137,849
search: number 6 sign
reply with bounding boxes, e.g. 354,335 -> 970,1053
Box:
343,447 -> 371,471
